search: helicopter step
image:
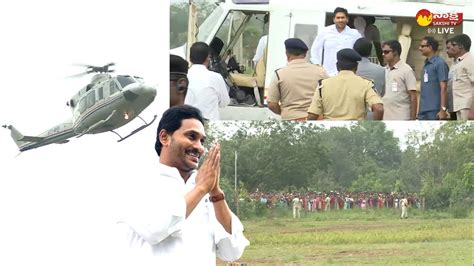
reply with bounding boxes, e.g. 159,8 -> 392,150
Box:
111,114 -> 157,142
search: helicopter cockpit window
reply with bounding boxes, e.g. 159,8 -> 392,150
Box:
116,76 -> 135,89
196,5 -> 224,43
109,80 -> 120,95
214,10 -> 250,59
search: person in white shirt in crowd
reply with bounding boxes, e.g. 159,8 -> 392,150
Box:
117,105 -> 249,265
400,196 -> 409,219
292,196 -> 302,219
310,7 -> 361,76
185,42 -> 230,120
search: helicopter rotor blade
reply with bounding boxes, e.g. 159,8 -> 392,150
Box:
71,63 -> 94,68
68,62 -> 117,78
66,71 -> 91,78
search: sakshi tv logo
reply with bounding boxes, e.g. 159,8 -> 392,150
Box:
416,9 -> 463,27
416,9 -> 463,34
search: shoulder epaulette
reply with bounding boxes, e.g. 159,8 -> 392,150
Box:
360,76 -> 377,92
274,68 -> 282,81
275,68 -> 282,90
318,79 -> 324,98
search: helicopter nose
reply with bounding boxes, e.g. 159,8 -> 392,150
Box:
123,83 -> 157,101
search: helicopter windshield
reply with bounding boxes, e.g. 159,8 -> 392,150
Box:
197,5 -> 224,42
116,76 -> 135,89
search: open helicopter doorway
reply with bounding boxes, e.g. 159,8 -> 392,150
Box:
209,11 -> 269,106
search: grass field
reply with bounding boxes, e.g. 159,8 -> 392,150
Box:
232,208 -> 473,265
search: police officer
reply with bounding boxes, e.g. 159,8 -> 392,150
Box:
170,54 -> 189,107
307,48 -> 384,120
267,38 -> 329,121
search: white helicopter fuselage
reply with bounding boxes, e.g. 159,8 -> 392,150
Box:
70,74 -> 156,136
4,74 -> 157,152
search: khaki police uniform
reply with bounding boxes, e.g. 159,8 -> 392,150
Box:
268,59 -> 329,120
308,70 -> 382,120
382,60 -> 417,120
452,52 -> 474,120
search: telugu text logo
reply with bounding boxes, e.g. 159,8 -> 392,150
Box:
416,9 -> 463,27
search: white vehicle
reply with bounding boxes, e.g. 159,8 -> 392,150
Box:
173,0 -> 473,119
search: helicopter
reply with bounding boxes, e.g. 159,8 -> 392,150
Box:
3,63 -> 157,152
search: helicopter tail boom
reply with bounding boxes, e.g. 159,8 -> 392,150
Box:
1,125 -> 39,148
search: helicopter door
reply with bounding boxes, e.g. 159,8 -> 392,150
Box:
76,90 -> 96,115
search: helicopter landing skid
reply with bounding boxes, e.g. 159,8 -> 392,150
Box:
111,115 -> 158,142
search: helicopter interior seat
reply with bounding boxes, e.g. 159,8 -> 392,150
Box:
229,47 -> 267,106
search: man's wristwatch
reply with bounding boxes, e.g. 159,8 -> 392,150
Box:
209,192 -> 225,203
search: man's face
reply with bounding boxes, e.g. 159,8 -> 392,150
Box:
382,44 -> 396,64
333,12 -> 348,30
166,118 -> 206,173
446,42 -> 455,58
450,41 -> 462,57
418,39 -> 432,57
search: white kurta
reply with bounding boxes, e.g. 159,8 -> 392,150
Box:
185,64 -> 230,120
117,163 -> 249,265
310,25 -> 361,76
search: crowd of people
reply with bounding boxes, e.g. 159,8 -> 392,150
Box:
170,7 -> 473,121
249,191 -> 419,218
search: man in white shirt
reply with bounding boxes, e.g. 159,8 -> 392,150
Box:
310,7 -> 361,76
117,105 -> 249,265
253,35 -> 268,66
252,14 -> 269,66
185,42 -> 230,120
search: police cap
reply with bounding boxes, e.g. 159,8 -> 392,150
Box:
284,38 -> 308,52
337,48 -> 362,65
336,48 -> 361,70
170,54 -> 188,79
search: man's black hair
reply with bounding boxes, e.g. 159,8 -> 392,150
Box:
353,38 -> 372,57
336,62 -> 358,71
155,105 -> 205,156
286,48 -> 306,57
422,36 -> 439,52
210,37 -> 224,56
451,34 -> 471,51
364,16 -> 376,25
333,7 -> 348,18
382,40 -> 402,57
190,42 -> 211,64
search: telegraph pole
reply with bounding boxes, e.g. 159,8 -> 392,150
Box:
234,150 -> 240,216
187,0 -> 198,61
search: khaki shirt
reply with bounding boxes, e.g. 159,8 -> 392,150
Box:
307,70 -> 382,120
267,59 -> 329,120
382,61 -> 417,120
452,52 -> 474,111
